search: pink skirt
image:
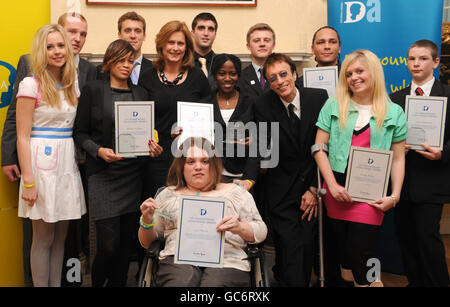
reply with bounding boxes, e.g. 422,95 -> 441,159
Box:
322,181 -> 384,226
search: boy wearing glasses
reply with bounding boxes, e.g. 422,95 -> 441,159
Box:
253,53 -> 328,286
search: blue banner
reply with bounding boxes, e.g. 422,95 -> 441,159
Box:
328,0 -> 443,94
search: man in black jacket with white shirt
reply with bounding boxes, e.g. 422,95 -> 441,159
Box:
390,39 -> 450,287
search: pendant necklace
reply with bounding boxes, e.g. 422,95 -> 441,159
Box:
220,91 -> 236,107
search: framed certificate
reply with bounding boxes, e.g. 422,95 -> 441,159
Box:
345,147 -> 393,203
114,101 -> 155,157
177,101 -> 215,147
175,196 -> 226,268
302,66 -> 338,97
405,95 -> 447,151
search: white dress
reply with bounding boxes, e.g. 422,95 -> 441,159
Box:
17,77 -> 86,223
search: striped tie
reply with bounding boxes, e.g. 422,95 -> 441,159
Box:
415,87 -> 424,96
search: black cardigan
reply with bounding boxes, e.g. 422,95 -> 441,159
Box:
209,89 -> 258,182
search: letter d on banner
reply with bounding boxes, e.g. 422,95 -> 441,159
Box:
344,1 -> 366,23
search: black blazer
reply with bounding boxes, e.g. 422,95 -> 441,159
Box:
390,80 -> 450,203
210,90 -> 258,181
254,85 -> 328,207
238,64 -> 271,100
96,56 -> 153,87
1,55 -> 96,166
73,80 -> 149,176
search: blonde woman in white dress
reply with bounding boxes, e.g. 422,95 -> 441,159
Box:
16,24 -> 86,287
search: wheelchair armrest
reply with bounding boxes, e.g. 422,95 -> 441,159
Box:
147,237 -> 165,260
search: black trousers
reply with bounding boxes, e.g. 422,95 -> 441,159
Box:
329,219 -> 379,285
312,205 -> 344,287
268,188 -> 316,287
91,212 -> 140,287
394,201 -> 450,287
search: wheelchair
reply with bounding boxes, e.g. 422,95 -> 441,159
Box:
137,237 -> 270,287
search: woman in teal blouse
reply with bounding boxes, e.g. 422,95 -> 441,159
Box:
313,49 -> 407,287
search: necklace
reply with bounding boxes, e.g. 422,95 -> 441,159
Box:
160,71 -> 184,86
218,90 -> 237,107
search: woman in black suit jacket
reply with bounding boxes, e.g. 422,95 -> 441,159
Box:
73,39 -> 162,287
209,54 -> 258,191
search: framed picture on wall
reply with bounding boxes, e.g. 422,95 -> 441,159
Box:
86,0 -> 256,6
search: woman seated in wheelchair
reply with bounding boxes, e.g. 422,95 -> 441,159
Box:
138,137 -> 267,287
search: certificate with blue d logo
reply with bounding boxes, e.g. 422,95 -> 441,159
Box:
114,101 -> 155,157
405,96 -> 447,151
175,196 -> 226,268
177,101 -> 215,148
303,66 -> 338,97
345,146 -> 393,203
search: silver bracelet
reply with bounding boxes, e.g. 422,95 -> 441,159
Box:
311,143 -> 329,156
391,195 -> 397,207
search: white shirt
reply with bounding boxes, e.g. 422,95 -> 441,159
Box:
133,54 -> 144,79
74,54 -> 80,94
220,108 -> 235,126
411,77 -> 435,97
74,54 -> 80,69
251,62 -> 264,81
281,88 -> 301,119
351,101 -> 373,131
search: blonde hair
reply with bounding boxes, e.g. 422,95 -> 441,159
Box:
246,23 -> 276,44
154,20 -> 195,72
30,24 -> 77,108
336,49 -> 388,129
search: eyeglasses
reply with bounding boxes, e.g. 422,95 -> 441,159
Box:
267,71 -> 289,84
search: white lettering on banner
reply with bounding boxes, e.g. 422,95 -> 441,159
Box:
1,81 -> 7,91
343,0 -> 381,24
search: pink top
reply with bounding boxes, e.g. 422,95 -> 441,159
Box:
323,126 -> 385,226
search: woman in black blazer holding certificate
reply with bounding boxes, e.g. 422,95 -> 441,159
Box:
73,39 -> 162,287
209,54 -> 258,191
140,20 -> 211,199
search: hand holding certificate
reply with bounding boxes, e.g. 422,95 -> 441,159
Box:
175,195 -> 226,268
114,101 -> 155,157
345,147 -> 393,203
405,95 -> 447,151
177,101 -> 215,147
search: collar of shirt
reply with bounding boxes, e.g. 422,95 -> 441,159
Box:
281,88 -> 301,119
74,54 -> 80,69
195,50 -> 214,61
251,62 -> 263,80
411,77 -> 435,96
